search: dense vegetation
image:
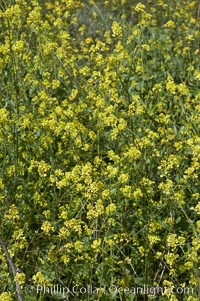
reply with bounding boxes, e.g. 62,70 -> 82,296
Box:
0,0 -> 200,300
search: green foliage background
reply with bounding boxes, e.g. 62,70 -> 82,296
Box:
0,0 -> 200,300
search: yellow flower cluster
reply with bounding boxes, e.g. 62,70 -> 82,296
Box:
135,2 -> 145,12
32,271 -> 49,285
41,221 -> 55,236
111,21 -> 122,38
0,292 -> 13,301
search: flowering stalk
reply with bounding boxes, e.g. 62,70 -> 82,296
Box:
0,237 -> 23,301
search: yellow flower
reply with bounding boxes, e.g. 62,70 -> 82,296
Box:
38,161 -> 51,177
107,150 -> 120,163
59,227 -> 70,238
148,234 -> 161,247
106,203 -> 116,215
87,206 -> 98,220
74,240 -> 83,252
194,202 -> 200,214
14,272 -> 26,285
164,20 -> 175,28
0,178 -> 4,189
61,255 -> 70,264
126,145 -> 142,161
4,205 -> 19,220
51,79 -> 60,89
118,173 -> 129,183
152,83 -> 162,93
69,88 -> 78,100
138,246 -> 145,256
95,199 -> 104,215
136,64 -> 144,74
165,253 -> 179,267
184,261 -> 193,270
196,220 -> 200,232
0,108 -> 9,123
133,188 -> 143,199
105,239 -> 114,247
41,221 -> 54,235
132,27 -> 141,37
142,44 -> 150,51
167,233 -> 178,248
158,179 -> 173,195
107,218 -> 115,226
166,76 -> 176,94
194,70 -> 200,80
101,189 -> 110,199
12,40 -> 25,53
111,21 -> 122,38
32,271 -> 46,285
135,2 -> 145,12
177,83 -> 189,96
91,239 -> 102,252
120,185 -> 132,198
42,210 -> 51,218
0,292 -> 13,301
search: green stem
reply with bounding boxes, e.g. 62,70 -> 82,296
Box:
0,237 -> 23,301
